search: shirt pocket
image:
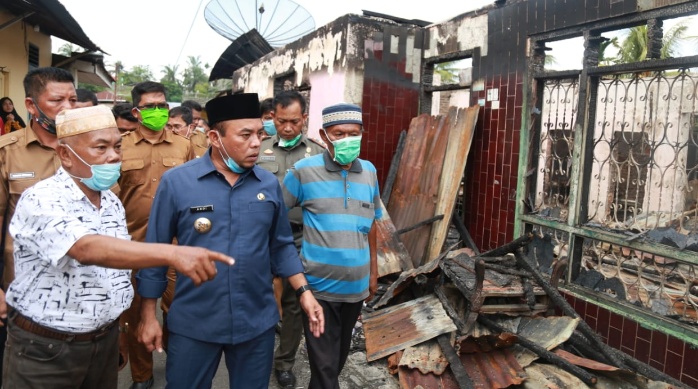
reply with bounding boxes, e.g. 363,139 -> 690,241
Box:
162,156 -> 185,168
9,178 -> 40,195
257,161 -> 279,174
348,200 -> 375,234
120,159 -> 146,186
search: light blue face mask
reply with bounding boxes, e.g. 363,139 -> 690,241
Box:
65,144 -> 121,191
214,131 -> 247,174
263,120 -> 277,136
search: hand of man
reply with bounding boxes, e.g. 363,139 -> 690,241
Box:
137,315 -> 163,353
171,247 -> 235,286
299,292 -> 325,338
366,275 -> 378,302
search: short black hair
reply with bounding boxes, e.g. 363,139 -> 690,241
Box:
260,98 -> 273,117
169,106 -> 193,125
181,100 -> 202,112
272,90 -> 306,114
76,88 -> 98,106
131,81 -> 167,106
23,67 -> 74,99
112,102 -> 137,122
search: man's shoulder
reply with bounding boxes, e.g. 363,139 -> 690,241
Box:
0,128 -> 24,150
294,152 -> 324,168
305,137 -> 326,151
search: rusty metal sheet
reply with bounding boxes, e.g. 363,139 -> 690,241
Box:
398,347 -> 526,389
387,114 -> 450,267
459,348 -> 527,388
363,294 -> 457,362
376,199 -> 413,278
427,105 -> 479,262
457,332 -> 519,354
399,339 -> 449,375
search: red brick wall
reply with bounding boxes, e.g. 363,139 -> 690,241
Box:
564,294 -> 698,387
462,72 -> 523,252
361,80 -> 419,187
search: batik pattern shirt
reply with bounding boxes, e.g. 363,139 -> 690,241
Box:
6,167 -> 133,333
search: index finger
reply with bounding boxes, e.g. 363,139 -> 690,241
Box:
209,251 -> 235,266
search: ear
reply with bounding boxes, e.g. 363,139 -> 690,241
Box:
207,129 -> 221,148
319,128 -> 329,144
56,144 -> 73,168
25,97 -> 36,116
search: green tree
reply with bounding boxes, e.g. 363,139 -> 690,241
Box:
58,43 -> 81,56
598,37 -> 619,66
617,22 -> 689,63
120,65 -> 154,87
434,62 -> 459,84
182,56 -> 209,93
160,65 -> 183,102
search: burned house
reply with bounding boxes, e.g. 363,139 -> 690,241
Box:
229,0 -> 698,386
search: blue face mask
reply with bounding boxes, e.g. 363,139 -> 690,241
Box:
65,144 -> 121,191
214,131 -> 247,174
263,120 -> 277,136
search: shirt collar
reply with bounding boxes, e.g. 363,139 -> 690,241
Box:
272,134 -> 307,150
322,150 -> 362,173
133,127 -> 173,144
56,167 -> 108,203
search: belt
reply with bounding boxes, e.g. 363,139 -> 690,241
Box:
290,223 -> 303,233
10,311 -> 117,342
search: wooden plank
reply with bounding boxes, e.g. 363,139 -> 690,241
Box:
364,294 -> 457,361
376,199 -> 413,277
427,105 -> 480,262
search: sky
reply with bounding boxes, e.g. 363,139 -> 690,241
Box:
53,0 -> 493,76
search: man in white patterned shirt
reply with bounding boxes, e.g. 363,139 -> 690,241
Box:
2,105 -> 234,389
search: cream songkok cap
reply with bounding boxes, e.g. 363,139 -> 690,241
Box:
56,105 -> 117,139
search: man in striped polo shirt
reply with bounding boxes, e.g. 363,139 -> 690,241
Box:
282,102 -> 381,389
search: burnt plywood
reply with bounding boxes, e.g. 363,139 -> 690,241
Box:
387,114 -> 450,267
427,105 -> 480,262
373,249 -> 444,309
363,294 -> 457,362
399,340 -> 449,375
376,199 -> 413,277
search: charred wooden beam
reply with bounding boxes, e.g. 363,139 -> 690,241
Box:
434,281 -> 467,333
482,262 -> 532,278
477,315 -> 597,386
478,232 -> 534,258
381,130 -> 406,205
569,332 -> 691,388
437,334 -> 475,389
396,215 -> 444,235
451,208 -> 480,255
513,249 -> 626,369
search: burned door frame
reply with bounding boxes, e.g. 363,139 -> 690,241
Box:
517,2 -> 698,347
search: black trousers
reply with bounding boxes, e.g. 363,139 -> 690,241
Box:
302,299 -> 363,389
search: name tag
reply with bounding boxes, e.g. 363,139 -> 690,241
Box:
190,205 -> 214,213
9,172 -> 35,180
259,156 -> 276,162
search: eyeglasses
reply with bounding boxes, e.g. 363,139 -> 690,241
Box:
165,123 -> 190,131
136,103 -> 169,110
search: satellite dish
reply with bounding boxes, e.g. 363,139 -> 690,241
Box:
204,0 -> 316,48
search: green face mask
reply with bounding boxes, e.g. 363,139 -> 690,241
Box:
278,133 -> 302,148
329,133 -> 362,165
138,107 -> 169,131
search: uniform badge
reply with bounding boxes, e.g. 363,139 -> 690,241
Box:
306,147 -> 311,153
264,149 -> 274,154
257,193 -> 266,201
194,217 -> 212,233
305,153 -> 311,158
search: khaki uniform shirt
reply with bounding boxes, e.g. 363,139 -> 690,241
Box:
189,130 -> 208,158
257,134 -> 325,227
119,129 -> 194,242
0,127 -> 61,288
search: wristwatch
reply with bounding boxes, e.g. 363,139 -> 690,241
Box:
295,284 -> 311,298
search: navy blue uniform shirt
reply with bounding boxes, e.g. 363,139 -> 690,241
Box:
137,150 -> 303,344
